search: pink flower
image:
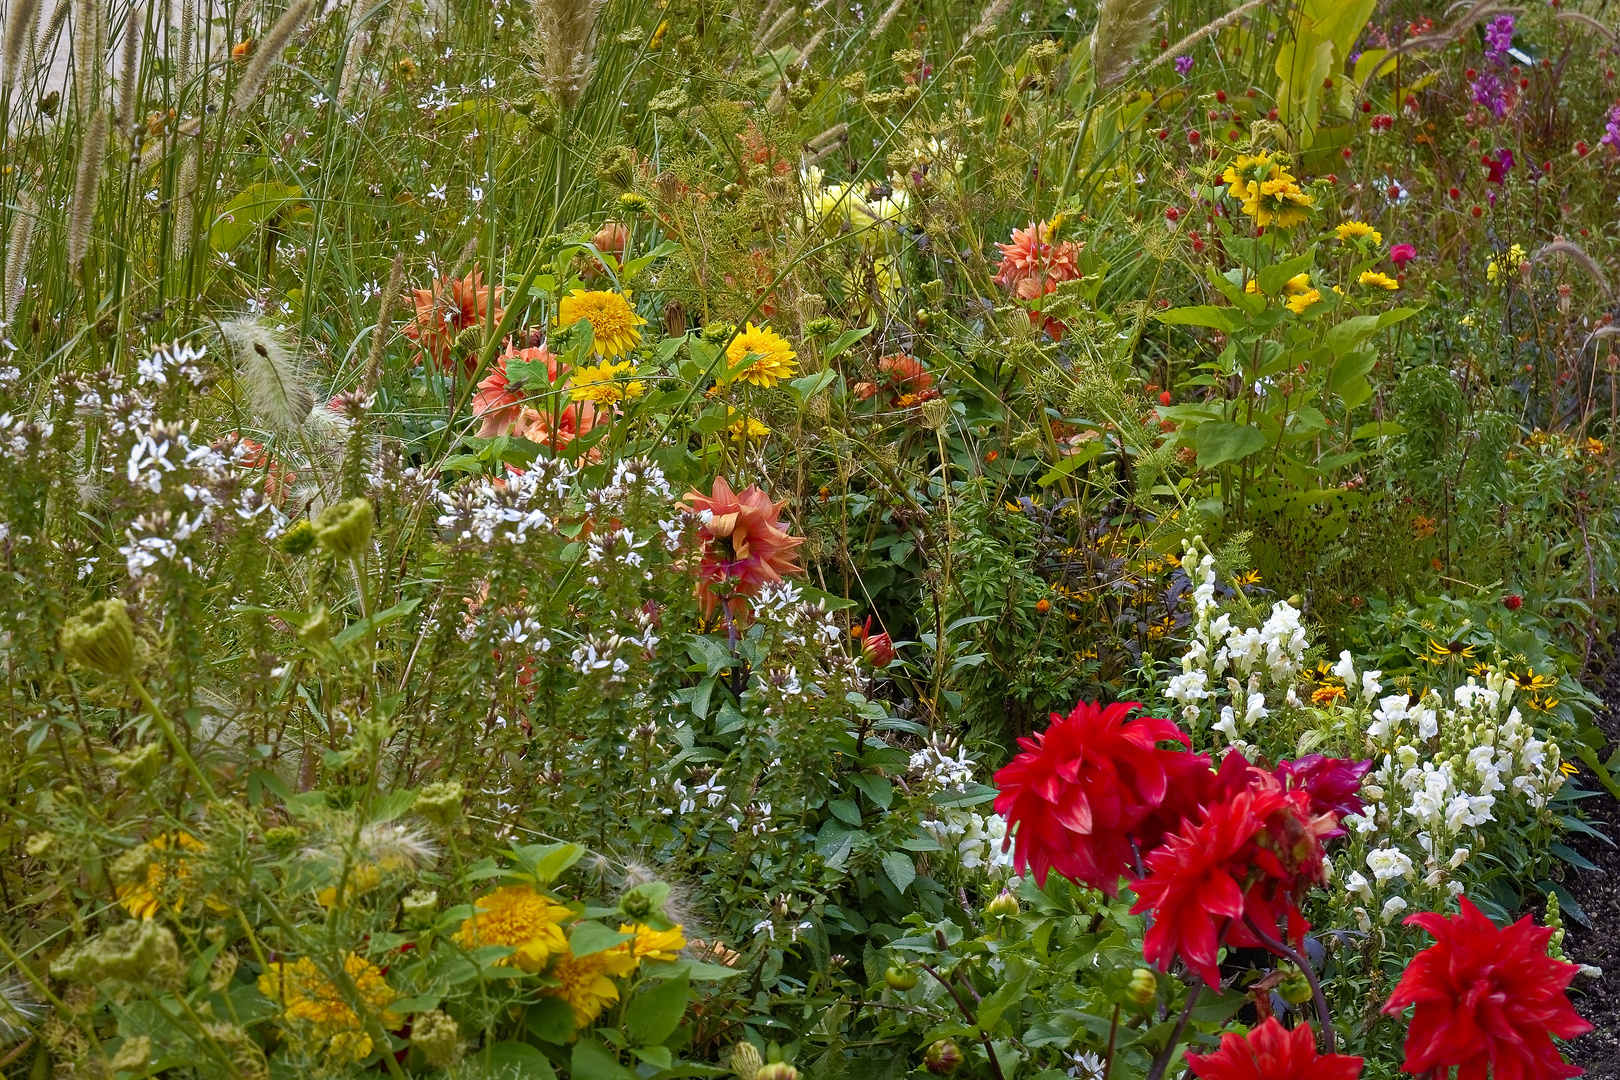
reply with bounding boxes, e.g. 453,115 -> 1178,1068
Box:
678,478 -> 805,618
472,346 -> 564,438
1389,243 -> 1417,267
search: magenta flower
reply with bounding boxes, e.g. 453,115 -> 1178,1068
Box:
1484,15 -> 1515,64
1389,243 -> 1417,267
1174,55 -> 1194,77
1273,754 -> 1371,836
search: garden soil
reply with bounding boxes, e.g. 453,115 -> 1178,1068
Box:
1565,640 -> 1620,1073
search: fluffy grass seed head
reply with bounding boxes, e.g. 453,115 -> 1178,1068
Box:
529,0 -> 605,109
219,317 -> 314,432
1089,0 -> 1164,87
558,288 -> 646,358
723,323 -> 797,387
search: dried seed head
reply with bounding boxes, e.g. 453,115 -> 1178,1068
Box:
219,317 -> 314,431
61,597 -> 135,676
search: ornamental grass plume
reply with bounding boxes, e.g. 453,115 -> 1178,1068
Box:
1088,0 -> 1163,88
992,700 -> 1194,894
230,0 -> 313,115
220,317 -> 314,432
403,268 -> 503,372
2,191 -> 36,323
1,0 -> 42,96
114,5 -> 140,130
1382,897 -> 1591,1080
679,477 -> 805,618
528,0 -> 605,110
67,108 -> 107,269
1186,1017 -> 1364,1080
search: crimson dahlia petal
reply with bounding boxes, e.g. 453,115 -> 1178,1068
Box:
1273,755 -> 1370,836
993,700 -> 1190,895
1186,1017 -> 1364,1080
1383,896 -> 1591,1080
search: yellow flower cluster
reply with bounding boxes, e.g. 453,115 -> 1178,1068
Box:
1335,221 -> 1383,246
257,953 -> 401,1064
117,832 -> 208,920
1221,152 -> 1313,229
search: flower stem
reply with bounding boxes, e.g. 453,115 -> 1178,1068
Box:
1145,976 -> 1204,1080
1243,915 -> 1336,1053
129,674 -> 219,802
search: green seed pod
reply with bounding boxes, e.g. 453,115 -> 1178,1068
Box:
312,497 -> 374,559
263,825 -> 301,854
298,604 -> 333,643
402,888 -> 440,926
278,518 -> 317,556
883,965 -> 918,991
52,920 -> 183,990
415,780 -> 465,825
729,1042 -> 763,1080
61,598 -> 136,677
1277,970 -> 1313,1005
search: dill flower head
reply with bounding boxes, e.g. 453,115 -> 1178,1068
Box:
454,885 -> 575,972
1358,270 -> 1400,291
1335,220 -> 1383,246
724,323 -> 797,387
570,359 -> 645,405
1241,176 -> 1314,229
543,949 -> 624,1028
558,289 -> 646,358
257,953 -> 400,1064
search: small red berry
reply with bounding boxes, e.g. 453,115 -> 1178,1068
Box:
1341,147 -> 1352,159
1188,130 -> 1201,144
1322,77 -> 1333,89
1157,128 -> 1168,140
1267,108 -> 1279,121
1159,390 -> 1172,405
1471,205 -> 1483,217
1215,89 -> 1227,103
1448,186 -> 1461,198
1519,78 -> 1530,90
1361,100 -> 1372,113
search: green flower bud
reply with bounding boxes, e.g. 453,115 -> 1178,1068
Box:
924,1040 -> 962,1075
1277,970 -> 1313,1006
61,598 -> 136,677
729,1042 -> 764,1080
298,604 -> 334,643
107,742 -> 164,784
805,316 -> 840,338
263,826 -> 301,854
883,965 -> 918,991
411,1010 -> 463,1068
983,890 -> 1019,920
756,1064 -> 797,1080
415,780 -> 465,825
619,192 -> 650,214
25,832 -> 55,857
278,519 -> 317,556
402,888 -> 439,926
312,497 -> 374,559
1125,967 -> 1157,1006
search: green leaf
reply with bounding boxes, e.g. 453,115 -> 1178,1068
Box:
572,1040 -> 636,1080
1257,249 -> 1317,296
882,851 -> 916,894
1036,439 -> 1105,486
1195,421 -> 1267,468
789,370 -> 838,403
208,183 -> 309,253
626,974 -> 690,1045
569,921 -> 634,958
483,1041 -> 559,1080
331,597 -> 421,650
824,324 -> 875,362
1154,305 -> 1246,332
851,773 -> 893,809
652,957 -> 742,981
828,798 -> 863,826
526,997 -> 578,1044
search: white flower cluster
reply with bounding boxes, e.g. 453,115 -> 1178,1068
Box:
1162,540 -> 1308,747
1335,655 -> 1568,928
435,460 -> 571,544
135,341 -> 208,388
910,741 -> 1015,879
115,424 -> 236,578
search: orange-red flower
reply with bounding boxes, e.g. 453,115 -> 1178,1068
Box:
402,269 -> 504,373
678,478 -> 804,618
513,400 -> 600,462
854,354 -> 940,408
473,345 -> 564,438
224,432 -> 298,505
993,221 -> 1081,297
1186,1017 -> 1364,1080
1382,897 -> 1591,1080
992,700 -> 1191,895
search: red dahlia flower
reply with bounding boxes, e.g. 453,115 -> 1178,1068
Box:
1186,1017 -> 1364,1080
1273,754 -> 1370,837
1382,897 -> 1591,1080
993,701 -> 1191,895
679,478 -> 805,618
1131,782 -> 1335,986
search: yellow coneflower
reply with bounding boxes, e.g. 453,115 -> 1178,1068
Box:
1232,569 -> 1262,588
723,323 -> 796,387
1359,270 -> 1400,291
1242,176 -> 1314,229
1220,152 -> 1277,203
1286,288 -> 1323,314
1508,669 -> 1558,693
1335,221 -> 1383,246
558,289 -> 646,358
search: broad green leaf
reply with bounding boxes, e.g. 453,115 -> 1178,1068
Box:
331,597 -> 421,650
1258,249 -> 1317,296
569,921 -> 634,958
208,183 -> 309,254
1155,305 -> 1246,333
1195,421 -> 1267,468
484,1041 -> 558,1080
824,324 -> 876,361
525,997 -> 577,1044
882,851 -> 916,894
572,1040 -> 635,1080
626,974 -> 690,1045
1035,439 -> 1105,486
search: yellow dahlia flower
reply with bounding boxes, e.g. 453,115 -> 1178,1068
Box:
558,289 -> 647,358
454,885 -> 574,972
1358,270 -> 1400,291
1335,221 -> 1383,246
724,323 -> 797,387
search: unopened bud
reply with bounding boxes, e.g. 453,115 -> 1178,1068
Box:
312,497 -> 374,559
755,1062 -> 796,1080
730,1042 -> 764,1080
984,890 -> 1019,919
62,598 -> 136,677
1277,970 -> 1313,1005
1125,968 -> 1157,1006
924,1040 -> 963,1075
278,518 -> 317,556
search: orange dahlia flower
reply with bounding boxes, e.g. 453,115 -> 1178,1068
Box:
514,400 -> 601,462
473,346 -> 564,438
679,477 -> 804,617
402,269 -> 504,374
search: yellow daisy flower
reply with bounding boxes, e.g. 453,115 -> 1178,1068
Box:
725,409 -> 771,443
257,953 -> 400,1064
1241,177 -> 1314,228
544,949 -> 623,1028
1286,287 -> 1323,314
1486,243 -> 1526,284
724,323 -> 797,387
1220,152 -> 1278,203
557,289 -> 647,358
570,359 -> 645,405
621,922 -> 687,963
117,832 -> 208,920
318,862 -> 383,909
1358,270 -> 1400,291
1335,221 -> 1383,246
454,885 -> 575,972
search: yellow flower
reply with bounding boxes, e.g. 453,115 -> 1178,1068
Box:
543,949 -> 622,1028
1281,273 -> 1312,295
570,359 -> 645,405
1358,270 -> 1399,291
1508,669 -> 1558,693
117,832 -> 208,920
558,289 -> 647,358
1220,152 -> 1277,203
454,885 -> 575,972
1426,638 -> 1476,662
1286,288 -> 1322,314
725,409 -> 770,443
318,862 -> 382,909
257,953 -> 400,1064
621,923 -> 686,963
1335,221 -> 1383,246
1486,244 -> 1526,284
724,323 -> 797,387
1241,176 -> 1314,228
